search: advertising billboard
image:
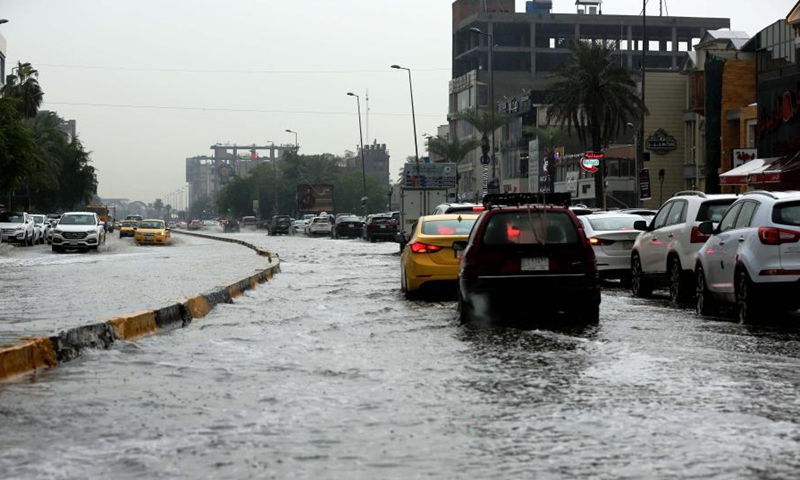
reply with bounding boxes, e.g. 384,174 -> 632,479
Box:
297,184 -> 334,213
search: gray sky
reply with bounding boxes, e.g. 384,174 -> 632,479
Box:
0,0 -> 793,203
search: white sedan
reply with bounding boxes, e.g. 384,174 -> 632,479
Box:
578,213 -> 647,284
305,217 -> 332,237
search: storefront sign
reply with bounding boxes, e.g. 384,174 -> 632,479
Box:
732,148 -> 758,168
646,129 -> 677,154
580,151 -> 603,173
757,82 -> 800,135
639,169 -> 652,200
566,171 -> 578,196
528,139 -> 539,193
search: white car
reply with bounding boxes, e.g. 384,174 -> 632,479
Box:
305,216 -> 331,236
630,191 -> 739,304
30,214 -> 49,245
578,213 -> 647,283
695,190 -> 800,323
0,211 -> 36,246
51,212 -> 107,253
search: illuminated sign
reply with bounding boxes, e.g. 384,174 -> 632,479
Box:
580,151 -> 603,173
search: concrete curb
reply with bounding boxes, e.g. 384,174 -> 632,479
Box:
0,233 -> 281,383
173,229 -> 277,263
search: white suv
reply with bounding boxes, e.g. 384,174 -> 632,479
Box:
695,190 -> 800,323
51,212 -> 106,253
630,191 -> 739,304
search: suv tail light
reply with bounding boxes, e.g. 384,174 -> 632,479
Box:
410,242 -> 442,254
758,226 -> 800,245
690,226 -> 710,243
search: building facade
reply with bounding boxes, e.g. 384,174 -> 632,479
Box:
357,142 -> 391,185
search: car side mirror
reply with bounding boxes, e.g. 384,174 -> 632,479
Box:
452,240 -> 468,252
698,221 -> 715,235
633,220 -> 650,232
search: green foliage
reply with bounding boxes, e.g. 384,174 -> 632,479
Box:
2,62 -> 44,119
426,135 -> 479,165
455,108 -> 514,139
0,98 -> 39,196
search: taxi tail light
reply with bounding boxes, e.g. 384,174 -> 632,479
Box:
690,226 -> 710,243
471,206 -> 485,212
758,227 -> 800,245
410,242 -> 442,254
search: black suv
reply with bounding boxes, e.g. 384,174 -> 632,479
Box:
268,215 -> 292,236
363,213 -> 398,242
454,193 -> 600,325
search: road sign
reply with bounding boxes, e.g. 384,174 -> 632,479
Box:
403,163 -> 457,189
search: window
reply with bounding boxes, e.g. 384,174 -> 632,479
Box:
482,212 -> 578,245
734,202 -> 758,229
697,200 -> 736,223
718,203 -> 742,233
666,200 -> 687,226
772,201 -> 800,226
652,203 -> 673,230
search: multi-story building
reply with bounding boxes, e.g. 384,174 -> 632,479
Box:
356,142 -> 391,185
449,0 -> 730,202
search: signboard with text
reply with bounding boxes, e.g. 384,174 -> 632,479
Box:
402,163 -> 457,189
732,148 -> 758,168
297,184 -> 334,213
639,169 -> 652,200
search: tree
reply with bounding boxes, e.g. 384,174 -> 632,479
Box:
153,198 -> 164,217
545,40 -> 645,207
2,62 -> 44,118
0,98 -> 40,202
426,135 -> 479,193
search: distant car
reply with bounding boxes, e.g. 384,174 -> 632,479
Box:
30,214 -> 49,245
400,213 -> 479,296
305,216 -> 332,237
268,215 -> 292,236
125,214 -> 143,222
51,212 -> 106,253
333,215 -> 364,239
134,219 -> 171,245
203,219 -> 218,228
188,219 -> 203,230
578,213 -> 647,284
618,208 -> 657,217
0,211 -> 36,246
242,216 -> 257,229
363,214 -> 398,242
222,218 -> 240,233
454,193 -> 600,325
291,219 -> 306,233
119,219 -> 140,238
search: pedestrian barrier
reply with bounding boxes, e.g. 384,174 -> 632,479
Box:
0,232 -> 281,383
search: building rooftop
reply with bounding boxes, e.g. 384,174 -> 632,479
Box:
695,29 -> 751,50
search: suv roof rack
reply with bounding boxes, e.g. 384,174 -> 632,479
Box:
482,193 -> 571,209
742,190 -> 778,199
673,190 -> 707,198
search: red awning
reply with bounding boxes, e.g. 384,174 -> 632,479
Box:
719,154 -> 800,186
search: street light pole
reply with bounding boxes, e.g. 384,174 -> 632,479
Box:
471,27 -> 496,193
391,64 -> 420,172
285,129 -> 298,151
640,0 -> 647,206
347,92 -> 368,210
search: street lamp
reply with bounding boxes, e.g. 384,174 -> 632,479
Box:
0,19 -> 8,25
391,64 -> 420,169
285,129 -> 298,151
470,27 -> 496,193
347,92 -> 368,209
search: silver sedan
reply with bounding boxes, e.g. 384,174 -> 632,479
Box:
578,213 -> 647,284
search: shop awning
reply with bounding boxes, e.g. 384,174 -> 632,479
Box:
719,157 -> 785,185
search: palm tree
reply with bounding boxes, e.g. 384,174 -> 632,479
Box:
153,198 -> 164,217
426,135 -> 479,194
545,40 -> 645,207
2,62 -> 44,118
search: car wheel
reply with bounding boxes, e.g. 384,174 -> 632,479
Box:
369,234 -> 376,243
573,302 -> 600,324
695,265 -> 716,317
630,253 -> 652,298
736,269 -> 759,324
400,265 -> 408,294
668,257 -> 692,305
52,245 -> 61,253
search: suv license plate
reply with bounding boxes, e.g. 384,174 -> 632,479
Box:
521,257 -> 548,271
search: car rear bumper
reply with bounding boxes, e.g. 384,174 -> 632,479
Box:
595,253 -> 631,276
460,273 -> 600,313
336,227 -> 363,236
367,229 -> 398,238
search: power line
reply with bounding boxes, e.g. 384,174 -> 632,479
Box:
35,63 -> 449,75
42,101 -> 445,117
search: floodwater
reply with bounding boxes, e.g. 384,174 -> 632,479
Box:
0,229 -> 268,344
1,232 -> 800,479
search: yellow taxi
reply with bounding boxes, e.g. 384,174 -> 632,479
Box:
400,213 -> 479,296
133,219 -> 170,245
118,219 -> 139,238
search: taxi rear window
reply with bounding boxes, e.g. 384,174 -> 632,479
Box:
421,218 -> 476,236
482,212 -> 578,245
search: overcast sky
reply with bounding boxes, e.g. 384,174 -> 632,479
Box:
0,0 -> 793,202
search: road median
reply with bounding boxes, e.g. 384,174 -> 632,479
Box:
0,232 -> 281,383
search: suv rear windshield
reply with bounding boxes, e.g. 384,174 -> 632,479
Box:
482,211 -> 578,245
772,201 -> 800,227
421,218 -> 476,235
697,200 -> 736,223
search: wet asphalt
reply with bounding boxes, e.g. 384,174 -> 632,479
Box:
1,230 -> 799,479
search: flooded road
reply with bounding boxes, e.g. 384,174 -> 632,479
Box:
2,232 -> 800,479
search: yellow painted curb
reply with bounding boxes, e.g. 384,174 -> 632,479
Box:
227,283 -> 243,298
0,337 -> 57,381
186,295 -> 211,318
108,311 -> 158,340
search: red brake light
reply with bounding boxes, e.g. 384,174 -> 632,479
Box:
589,237 -> 615,246
690,226 -> 710,243
758,227 -> 800,245
471,206 -> 485,212
410,242 -> 443,254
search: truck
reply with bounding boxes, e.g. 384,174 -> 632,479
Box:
85,204 -> 116,233
396,187 -> 449,248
